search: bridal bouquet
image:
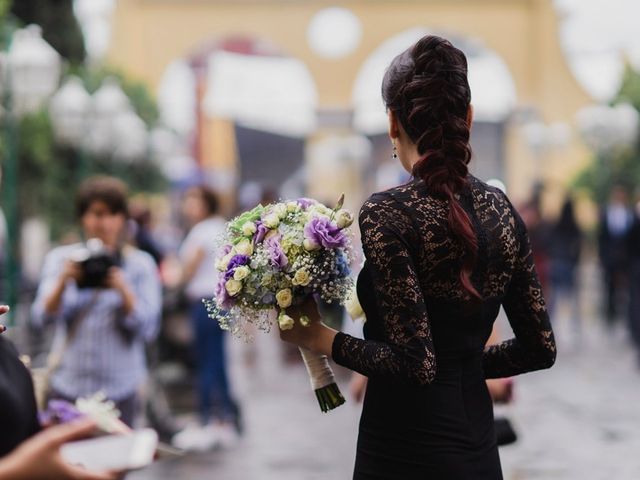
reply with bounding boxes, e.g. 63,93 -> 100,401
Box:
206,196 -> 355,412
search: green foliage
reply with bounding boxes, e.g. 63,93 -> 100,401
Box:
573,64 -> 640,203
6,104 -> 167,241
10,0 -> 85,64
615,64 -> 640,113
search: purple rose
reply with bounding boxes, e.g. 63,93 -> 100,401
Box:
297,198 -> 318,209
224,254 -> 251,280
254,221 -> 269,244
304,217 -> 346,249
265,234 -> 288,269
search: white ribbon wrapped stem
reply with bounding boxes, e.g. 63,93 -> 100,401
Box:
298,347 -> 336,390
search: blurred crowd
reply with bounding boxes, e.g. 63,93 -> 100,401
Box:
2,173 -> 640,462
519,184 -> 640,359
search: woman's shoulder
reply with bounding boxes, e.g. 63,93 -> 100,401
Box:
359,182 -> 423,234
467,175 -> 516,215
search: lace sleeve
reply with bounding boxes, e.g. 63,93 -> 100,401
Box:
483,203 -> 557,378
332,193 -> 436,386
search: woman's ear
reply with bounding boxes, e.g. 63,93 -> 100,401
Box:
466,105 -> 474,128
388,110 -> 400,141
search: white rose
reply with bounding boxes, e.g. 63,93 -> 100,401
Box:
278,313 -> 295,331
233,265 -> 250,281
235,239 -> 254,256
273,204 -> 287,218
264,214 -> 280,229
286,201 -> 300,213
311,205 -> 330,218
242,222 -> 257,236
225,279 -> 243,297
276,288 -> 293,308
216,252 -> 233,272
336,209 -> 354,229
292,268 -> 311,286
303,238 -> 320,251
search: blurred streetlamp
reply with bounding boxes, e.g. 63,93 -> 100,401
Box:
1,25 -> 61,323
84,77 -> 131,156
522,119 -> 570,181
49,75 -> 92,179
575,103 -> 639,201
51,76 -> 149,170
6,25 -> 61,115
112,105 -> 148,162
49,75 -> 92,147
576,103 -> 639,154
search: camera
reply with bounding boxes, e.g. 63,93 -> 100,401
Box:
70,238 -> 121,288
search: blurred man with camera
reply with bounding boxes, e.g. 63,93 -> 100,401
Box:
31,176 -> 161,427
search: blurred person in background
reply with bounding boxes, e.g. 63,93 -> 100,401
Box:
31,176 -> 162,427
129,200 -> 164,267
1,306 -> 120,480
519,193 -> 552,294
173,185 -> 240,450
627,195 -> 640,361
548,196 -> 583,346
598,186 -> 634,326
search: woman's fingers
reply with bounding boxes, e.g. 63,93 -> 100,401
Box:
46,419 -> 98,447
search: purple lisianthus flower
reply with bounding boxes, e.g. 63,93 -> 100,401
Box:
297,198 -> 318,209
254,220 -> 269,244
39,399 -> 83,425
304,217 -> 346,249
224,254 -> 251,280
265,234 -> 288,269
215,276 -> 232,308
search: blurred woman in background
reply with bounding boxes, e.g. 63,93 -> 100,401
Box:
173,185 -> 240,450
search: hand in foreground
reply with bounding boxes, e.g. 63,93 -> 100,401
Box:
0,419 -> 122,480
278,297 -> 337,357
349,372 -> 368,403
486,378 -> 514,404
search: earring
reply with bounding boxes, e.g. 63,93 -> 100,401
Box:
392,144 -> 398,160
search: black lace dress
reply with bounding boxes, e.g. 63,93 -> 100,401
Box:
332,176 -> 556,479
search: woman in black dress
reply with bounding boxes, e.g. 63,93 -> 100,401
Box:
281,35 -> 556,479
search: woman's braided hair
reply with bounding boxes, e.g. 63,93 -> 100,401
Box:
382,35 -> 480,300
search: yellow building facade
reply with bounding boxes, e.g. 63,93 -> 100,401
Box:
108,0 -> 594,205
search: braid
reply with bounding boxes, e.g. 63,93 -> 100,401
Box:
382,35 -> 481,300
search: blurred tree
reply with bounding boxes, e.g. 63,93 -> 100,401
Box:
574,64 -> 640,204
16,107 -> 167,240
10,0 -> 85,64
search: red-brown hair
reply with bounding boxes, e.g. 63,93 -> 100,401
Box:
382,35 -> 480,300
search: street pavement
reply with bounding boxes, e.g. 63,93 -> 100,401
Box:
132,268 -> 640,479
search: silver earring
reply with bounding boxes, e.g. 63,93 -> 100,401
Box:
392,145 -> 398,159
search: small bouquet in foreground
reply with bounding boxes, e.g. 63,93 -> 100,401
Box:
40,392 -> 127,433
206,195 -> 355,412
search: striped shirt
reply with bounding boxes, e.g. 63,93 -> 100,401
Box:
31,244 -> 161,401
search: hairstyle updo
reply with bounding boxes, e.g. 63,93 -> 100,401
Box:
382,35 -> 480,300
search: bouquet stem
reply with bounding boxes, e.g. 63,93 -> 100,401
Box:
298,347 -> 345,412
